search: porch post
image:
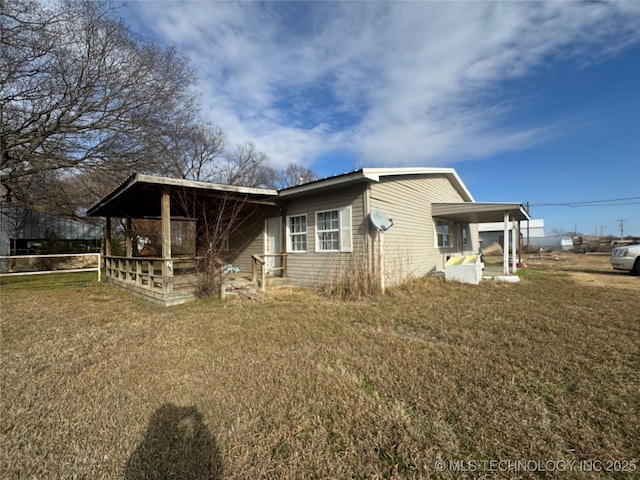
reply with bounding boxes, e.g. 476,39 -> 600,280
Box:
518,221 -> 523,264
105,216 -> 112,257
104,216 -> 112,276
125,217 -> 133,257
281,208 -> 288,278
503,211 -> 509,274
511,219 -> 518,273
125,217 -> 133,282
161,192 -> 173,293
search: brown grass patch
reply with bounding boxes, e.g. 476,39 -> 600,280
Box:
1,267 -> 638,479
522,252 -> 639,290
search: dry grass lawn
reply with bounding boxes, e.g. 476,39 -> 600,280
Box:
1,255 -> 638,479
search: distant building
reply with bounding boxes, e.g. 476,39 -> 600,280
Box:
478,219 -> 576,252
478,218 -> 544,246
0,203 -> 103,271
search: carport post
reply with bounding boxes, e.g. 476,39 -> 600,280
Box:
511,219 -> 518,273
503,211 -> 509,274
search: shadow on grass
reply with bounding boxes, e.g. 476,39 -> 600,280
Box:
125,404 -> 222,480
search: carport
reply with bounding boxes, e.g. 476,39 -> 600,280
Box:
432,202 -> 531,274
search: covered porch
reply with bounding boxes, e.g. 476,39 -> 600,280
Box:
432,202 -> 531,275
87,174 -> 283,306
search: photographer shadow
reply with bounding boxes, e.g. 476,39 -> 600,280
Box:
125,403 -> 222,480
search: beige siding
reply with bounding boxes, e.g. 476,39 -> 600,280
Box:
283,185 -> 367,288
226,205 -> 280,273
369,174 -> 476,285
224,174 -> 479,288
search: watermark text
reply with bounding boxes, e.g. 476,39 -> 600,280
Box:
434,459 -> 637,474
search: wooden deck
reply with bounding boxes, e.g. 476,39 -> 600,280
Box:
104,255 -> 286,306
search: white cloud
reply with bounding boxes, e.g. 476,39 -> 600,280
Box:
125,1 -> 640,169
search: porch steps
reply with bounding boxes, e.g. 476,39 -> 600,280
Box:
223,274 -> 288,299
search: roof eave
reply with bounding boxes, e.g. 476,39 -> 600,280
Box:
132,174 -> 278,196
278,170 -> 369,197
432,202 -> 531,223
86,173 -> 138,217
278,167 -> 475,201
87,174 -> 278,217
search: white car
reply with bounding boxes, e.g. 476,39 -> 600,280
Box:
610,240 -> 640,275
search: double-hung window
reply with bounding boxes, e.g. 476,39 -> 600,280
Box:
287,214 -> 307,252
435,219 -> 453,248
316,209 -> 340,251
461,224 -> 469,248
314,206 -> 352,252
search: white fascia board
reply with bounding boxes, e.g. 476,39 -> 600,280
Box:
135,174 -> 278,196
361,167 -> 454,181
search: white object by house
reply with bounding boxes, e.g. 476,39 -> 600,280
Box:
444,255 -> 483,285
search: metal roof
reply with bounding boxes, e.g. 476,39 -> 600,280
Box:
86,174 -> 278,218
0,203 -> 103,240
278,167 -> 475,201
432,203 -> 530,223
87,170 -> 525,222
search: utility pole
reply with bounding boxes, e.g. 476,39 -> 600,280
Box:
617,218 -> 626,240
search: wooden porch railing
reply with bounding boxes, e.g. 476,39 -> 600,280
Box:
251,254 -> 287,292
105,256 -> 203,294
105,254 -> 285,298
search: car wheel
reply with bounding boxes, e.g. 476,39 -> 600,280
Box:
633,258 -> 640,276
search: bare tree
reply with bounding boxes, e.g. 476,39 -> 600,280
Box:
53,169 -> 130,217
162,123 -> 226,182
173,188 -> 261,297
270,162 -> 318,189
0,0 -> 320,261
1,0 -> 197,204
220,142 -> 274,188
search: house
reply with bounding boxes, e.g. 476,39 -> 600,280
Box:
87,168 -> 529,305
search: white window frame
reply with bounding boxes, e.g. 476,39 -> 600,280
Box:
314,206 -> 352,253
435,218 -> 453,248
316,209 -> 340,252
461,224 -> 469,248
286,214 -> 307,253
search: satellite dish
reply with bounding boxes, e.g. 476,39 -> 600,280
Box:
370,209 -> 392,231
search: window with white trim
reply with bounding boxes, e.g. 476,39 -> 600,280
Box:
462,224 -> 469,248
435,219 -> 453,247
314,206 -> 353,253
316,209 -> 340,251
287,214 -> 307,252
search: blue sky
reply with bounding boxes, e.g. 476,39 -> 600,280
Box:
122,1 -> 640,236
